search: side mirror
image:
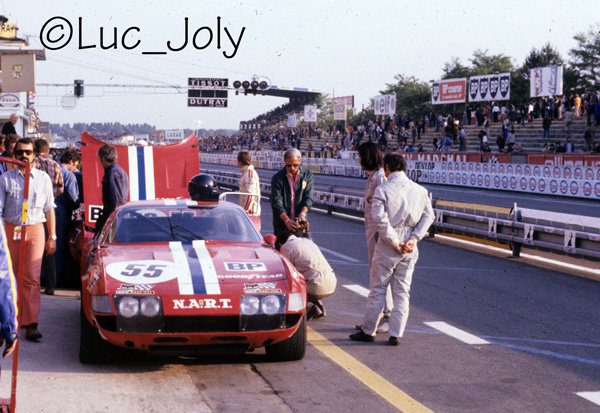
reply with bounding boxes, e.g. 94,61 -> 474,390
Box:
263,234 -> 277,246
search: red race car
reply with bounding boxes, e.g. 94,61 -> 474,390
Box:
80,198 -> 307,363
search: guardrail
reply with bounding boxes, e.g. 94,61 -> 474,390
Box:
207,169 -> 600,262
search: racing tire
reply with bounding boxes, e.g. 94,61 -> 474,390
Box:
79,306 -> 115,364
265,314 -> 306,362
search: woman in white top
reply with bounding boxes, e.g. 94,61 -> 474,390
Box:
237,151 -> 260,216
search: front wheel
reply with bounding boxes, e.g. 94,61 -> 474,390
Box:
79,306 -> 115,364
265,314 -> 306,362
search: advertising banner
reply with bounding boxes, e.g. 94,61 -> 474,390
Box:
530,66 -> 563,97
373,94 -> 396,115
431,78 -> 467,104
468,73 -> 511,102
287,114 -> 297,127
304,105 -> 317,122
333,103 -> 347,120
332,96 -> 354,108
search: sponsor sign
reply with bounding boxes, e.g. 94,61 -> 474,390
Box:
165,129 -> 184,141
333,103 -> 346,120
304,105 -> 317,122
332,96 -> 354,108
171,298 -> 233,310
0,54 -> 35,92
0,93 -> 19,107
530,66 -> 563,97
225,262 -> 267,272
288,114 -> 297,127
217,273 -> 284,280
374,94 -> 396,115
468,73 -> 511,102
115,284 -> 155,296
431,78 -> 466,104
243,282 -> 282,294
188,77 -> 228,107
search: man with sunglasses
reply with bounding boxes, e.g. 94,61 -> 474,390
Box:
0,137 -> 56,341
270,148 -> 313,248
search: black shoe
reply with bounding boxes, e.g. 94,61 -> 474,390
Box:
349,330 -> 374,342
44,288 -> 55,295
313,300 -> 326,317
25,325 -> 42,341
307,303 -> 324,321
388,336 -> 400,346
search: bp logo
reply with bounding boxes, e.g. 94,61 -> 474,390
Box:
549,179 -> 558,193
502,176 -> 509,189
462,173 -> 468,185
489,75 -> 499,98
583,182 -> 592,197
543,166 -> 551,177
470,174 -> 476,185
510,176 -> 517,190
570,181 -> 578,195
595,182 -> 600,198
494,176 -> 501,188
538,179 -> 546,192
477,174 -> 483,186
507,165 -> 514,175
529,178 -> 536,191
574,168 -> 583,180
519,177 -> 527,190
533,166 -> 540,176
563,167 -> 572,179
559,180 -> 568,195
586,168 -> 594,180
553,167 -> 561,178
500,74 -> 510,98
484,175 -> 491,187
469,78 -> 479,100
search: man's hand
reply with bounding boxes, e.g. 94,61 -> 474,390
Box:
45,238 -> 56,254
401,238 -> 417,254
2,338 -> 17,359
285,218 -> 301,232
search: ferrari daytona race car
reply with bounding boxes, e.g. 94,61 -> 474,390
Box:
80,199 -> 307,363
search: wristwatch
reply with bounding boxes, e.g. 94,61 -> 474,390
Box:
49,234 -> 57,241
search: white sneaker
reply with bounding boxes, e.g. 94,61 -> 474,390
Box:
376,316 -> 390,334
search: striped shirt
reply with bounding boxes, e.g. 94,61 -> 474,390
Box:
0,167 -> 55,225
33,155 -> 64,197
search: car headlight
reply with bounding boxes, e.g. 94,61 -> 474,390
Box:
287,293 -> 304,311
140,296 -> 161,317
260,295 -> 280,315
118,296 -> 139,318
240,295 -> 260,315
91,295 -> 112,313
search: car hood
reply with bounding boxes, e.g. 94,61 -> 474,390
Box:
98,240 -> 289,296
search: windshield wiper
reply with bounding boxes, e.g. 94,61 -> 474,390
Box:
168,221 -> 205,241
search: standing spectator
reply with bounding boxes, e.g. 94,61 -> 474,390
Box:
0,138 -> 56,341
270,148 -> 314,247
457,126 -> 466,151
0,134 -> 17,174
1,113 -> 17,136
55,148 -> 81,288
0,220 -> 18,358
584,122 -> 595,152
237,151 -> 261,216
564,136 -> 575,153
492,102 -> 500,122
279,233 -> 336,320
564,108 -> 574,134
33,138 -> 64,295
574,94 -> 582,118
357,142 -> 392,333
350,153 -> 434,345
542,116 -> 552,140
95,144 -> 129,235
496,135 -> 506,152
507,128 -> 516,152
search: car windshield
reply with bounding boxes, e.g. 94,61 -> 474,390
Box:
110,205 -> 262,243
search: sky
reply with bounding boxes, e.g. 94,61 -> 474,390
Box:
2,0 -> 599,131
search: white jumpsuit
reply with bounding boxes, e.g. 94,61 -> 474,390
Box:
239,164 -> 261,215
361,171 -> 434,338
280,235 -> 337,299
364,168 -> 393,313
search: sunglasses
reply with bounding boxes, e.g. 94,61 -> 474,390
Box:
285,163 -> 300,169
15,149 -> 34,156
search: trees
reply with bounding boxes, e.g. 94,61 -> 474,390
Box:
469,49 -> 514,75
569,25 -> 600,92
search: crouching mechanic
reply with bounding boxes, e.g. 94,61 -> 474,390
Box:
279,231 -> 336,320
0,220 -> 18,359
350,153 -> 434,346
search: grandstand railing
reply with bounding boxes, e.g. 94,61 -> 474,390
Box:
207,169 -> 600,262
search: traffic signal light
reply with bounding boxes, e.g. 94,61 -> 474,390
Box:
74,79 -> 84,98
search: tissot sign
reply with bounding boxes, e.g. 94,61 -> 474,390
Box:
188,77 -> 228,107
431,78 -> 466,104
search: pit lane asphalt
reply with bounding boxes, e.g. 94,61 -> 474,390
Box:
203,162 -> 600,217
3,200 -> 599,412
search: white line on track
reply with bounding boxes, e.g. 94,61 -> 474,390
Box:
343,284 -> 370,297
320,246 -> 360,263
423,321 -> 490,345
576,391 -> 600,406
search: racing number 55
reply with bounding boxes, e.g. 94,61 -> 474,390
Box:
120,263 -> 166,278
